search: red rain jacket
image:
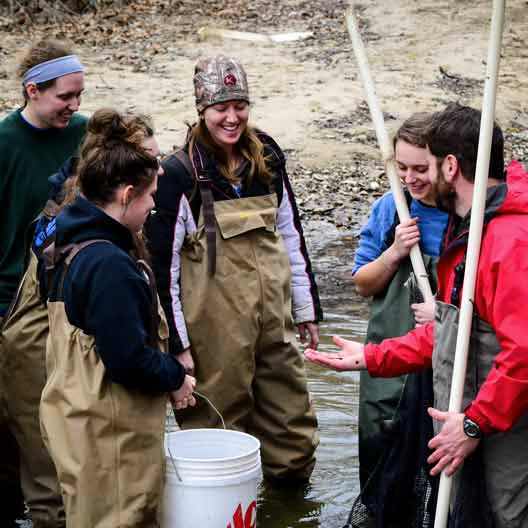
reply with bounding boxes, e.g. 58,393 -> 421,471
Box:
365,160 -> 528,434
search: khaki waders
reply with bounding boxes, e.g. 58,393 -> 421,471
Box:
0,315 -> 26,523
40,255 -> 169,528
176,194 -> 319,481
433,302 -> 528,527
359,256 -> 437,495
0,252 -> 65,527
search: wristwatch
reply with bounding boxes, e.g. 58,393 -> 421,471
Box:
463,416 -> 482,439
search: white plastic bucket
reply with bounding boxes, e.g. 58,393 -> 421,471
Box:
162,429 -> 262,528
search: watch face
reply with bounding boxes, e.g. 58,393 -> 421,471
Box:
463,417 -> 482,438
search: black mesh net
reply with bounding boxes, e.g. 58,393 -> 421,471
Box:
342,370 -> 495,528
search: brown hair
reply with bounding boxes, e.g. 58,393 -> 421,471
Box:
425,102 -> 505,182
76,108 -> 157,206
74,108 -> 157,261
393,112 -> 432,150
18,39 -> 74,102
188,119 -> 273,186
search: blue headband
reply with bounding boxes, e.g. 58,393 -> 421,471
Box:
22,55 -> 84,85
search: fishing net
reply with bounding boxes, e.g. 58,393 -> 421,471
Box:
343,370 -> 438,528
342,370 -> 495,528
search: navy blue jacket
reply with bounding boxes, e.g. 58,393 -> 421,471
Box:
45,195 -> 185,393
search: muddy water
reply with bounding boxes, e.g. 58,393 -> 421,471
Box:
258,222 -> 370,527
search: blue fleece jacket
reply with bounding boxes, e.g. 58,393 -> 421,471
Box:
352,192 -> 448,274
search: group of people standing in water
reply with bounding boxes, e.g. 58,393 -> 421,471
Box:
1,40 -> 319,527
1,36 -> 527,528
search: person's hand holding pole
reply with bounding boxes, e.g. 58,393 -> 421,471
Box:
389,218 -> 421,260
427,409 -> 480,477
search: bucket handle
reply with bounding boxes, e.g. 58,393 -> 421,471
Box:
168,390 -> 227,482
167,444 -> 184,482
194,390 -> 226,430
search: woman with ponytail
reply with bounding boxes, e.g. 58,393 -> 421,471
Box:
39,108 -> 195,527
147,56 -> 321,483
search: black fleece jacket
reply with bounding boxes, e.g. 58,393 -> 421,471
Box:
45,195 -> 185,393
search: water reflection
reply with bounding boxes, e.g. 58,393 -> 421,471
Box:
258,222 -> 370,527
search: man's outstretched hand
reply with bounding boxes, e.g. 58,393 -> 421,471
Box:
304,335 -> 366,371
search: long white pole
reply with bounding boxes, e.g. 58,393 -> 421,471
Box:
346,9 -> 434,303
433,1 -> 505,526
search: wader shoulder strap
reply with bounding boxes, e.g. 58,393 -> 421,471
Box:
191,146 -> 217,276
42,239 -> 112,299
173,146 -> 216,275
44,240 -> 160,348
197,178 -> 216,276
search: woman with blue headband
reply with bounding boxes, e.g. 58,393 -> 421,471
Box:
0,39 -> 87,527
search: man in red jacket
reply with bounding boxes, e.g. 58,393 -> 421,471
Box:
306,103 -> 528,528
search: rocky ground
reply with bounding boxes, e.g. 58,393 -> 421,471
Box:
1,0 -> 527,235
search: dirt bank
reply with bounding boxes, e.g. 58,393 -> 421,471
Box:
1,0 -> 527,231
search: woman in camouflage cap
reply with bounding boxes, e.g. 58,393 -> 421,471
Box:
147,55 -> 322,482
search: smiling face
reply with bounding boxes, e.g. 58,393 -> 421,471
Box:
25,71 -> 84,129
395,139 -> 435,205
203,100 -> 249,152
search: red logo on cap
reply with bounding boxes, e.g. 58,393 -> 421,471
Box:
224,74 -> 237,86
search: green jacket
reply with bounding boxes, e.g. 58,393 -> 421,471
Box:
0,109 -> 87,313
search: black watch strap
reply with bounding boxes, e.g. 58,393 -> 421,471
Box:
463,416 -> 482,439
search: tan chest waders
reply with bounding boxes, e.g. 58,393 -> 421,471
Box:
176,193 -> 319,481
0,251 -> 65,527
40,243 -> 169,528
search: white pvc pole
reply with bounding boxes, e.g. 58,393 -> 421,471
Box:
346,9 -> 434,303
433,1 -> 505,526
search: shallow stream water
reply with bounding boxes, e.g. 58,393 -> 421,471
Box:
258,222 -> 370,528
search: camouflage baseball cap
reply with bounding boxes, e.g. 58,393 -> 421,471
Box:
194,55 -> 250,113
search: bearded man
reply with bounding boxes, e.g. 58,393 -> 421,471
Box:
306,103 -> 528,528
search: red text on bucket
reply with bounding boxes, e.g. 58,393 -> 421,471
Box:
227,501 -> 257,528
